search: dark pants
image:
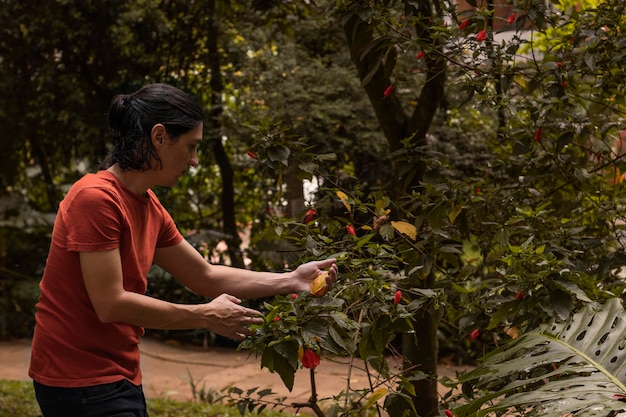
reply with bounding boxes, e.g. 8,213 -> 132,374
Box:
33,379 -> 149,417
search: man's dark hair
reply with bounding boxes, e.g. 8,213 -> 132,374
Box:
100,83 -> 204,171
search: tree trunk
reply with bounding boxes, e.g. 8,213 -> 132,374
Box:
403,272 -> 440,416
206,0 -> 244,268
286,164 -> 305,219
342,1 -> 446,415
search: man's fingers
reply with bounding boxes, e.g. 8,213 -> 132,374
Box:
311,258 -> 337,270
243,307 -> 262,317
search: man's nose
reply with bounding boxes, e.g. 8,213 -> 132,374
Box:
189,152 -> 199,168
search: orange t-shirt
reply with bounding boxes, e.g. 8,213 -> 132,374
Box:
29,170 -> 183,387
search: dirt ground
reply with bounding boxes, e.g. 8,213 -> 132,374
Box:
0,337 -> 469,411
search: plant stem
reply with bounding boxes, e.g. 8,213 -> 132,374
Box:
292,369 -> 326,417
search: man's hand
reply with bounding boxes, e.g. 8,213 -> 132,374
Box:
202,294 -> 263,340
291,258 -> 338,295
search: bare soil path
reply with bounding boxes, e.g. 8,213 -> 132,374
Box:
0,337 -> 469,410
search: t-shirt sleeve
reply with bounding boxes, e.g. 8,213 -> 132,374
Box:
63,187 -> 122,252
156,204 -> 184,248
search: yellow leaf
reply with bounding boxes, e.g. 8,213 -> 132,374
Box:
391,221 -> 417,240
336,191 -> 351,213
449,204 -> 463,224
309,271 -> 329,297
364,388 -> 388,410
504,326 -> 519,339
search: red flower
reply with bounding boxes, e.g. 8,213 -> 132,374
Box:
470,328 -> 480,341
302,349 -> 320,369
459,19 -> 470,29
557,61 -> 563,68
561,81 -> 567,89
290,293 -> 298,299
476,29 -> 487,42
383,85 -> 394,99
534,128 -> 542,141
346,224 -> 356,236
445,410 -> 454,417
416,51 -> 425,60
247,151 -> 257,159
304,209 -> 317,224
274,316 -> 281,322
394,290 -> 402,305
515,290 -> 524,299
507,13 -> 515,24
476,187 -> 481,194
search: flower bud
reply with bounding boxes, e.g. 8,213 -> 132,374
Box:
302,349 -> 320,369
470,328 -> 480,341
394,290 -> 402,305
383,85 -> 393,99
304,209 -> 317,224
507,13 -> 515,24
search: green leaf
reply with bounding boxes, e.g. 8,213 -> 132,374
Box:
555,279 -> 592,303
329,325 -> 353,354
260,346 -> 275,372
273,340 -> 299,370
237,399 -> 249,416
486,299 -> 519,330
453,299 -> 626,417
272,350 -> 297,391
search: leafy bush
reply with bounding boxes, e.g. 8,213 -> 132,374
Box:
447,298 -> 626,416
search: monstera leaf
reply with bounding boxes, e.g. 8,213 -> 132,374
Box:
452,298 -> 626,417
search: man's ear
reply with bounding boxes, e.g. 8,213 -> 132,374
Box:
151,124 -> 166,147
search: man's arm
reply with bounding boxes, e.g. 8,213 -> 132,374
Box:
153,240 -> 337,299
80,248 -> 262,340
